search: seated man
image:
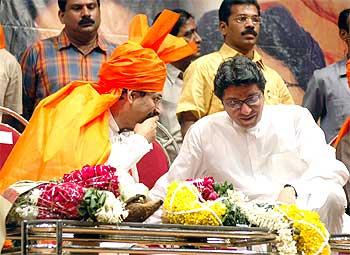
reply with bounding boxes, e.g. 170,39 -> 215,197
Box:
149,55 -> 349,234
0,10 -> 196,192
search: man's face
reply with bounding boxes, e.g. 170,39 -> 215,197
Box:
222,84 -> 264,129
58,0 -> 101,38
131,92 -> 162,125
219,4 -> 260,53
177,17 -> 202,57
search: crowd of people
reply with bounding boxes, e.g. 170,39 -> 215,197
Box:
1,0 -> 350,235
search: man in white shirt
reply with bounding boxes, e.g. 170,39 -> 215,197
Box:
150,55 -> 349,234
153,9 -> 202,162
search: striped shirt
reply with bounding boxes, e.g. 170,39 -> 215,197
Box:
20,30 -> 116,120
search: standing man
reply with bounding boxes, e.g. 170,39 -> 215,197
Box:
177,0 -> 294,136
153,9 -> 201,161
150,56 -> 349,234
0,25 -> 22,120
303,9 -> 350,144
20,0 -> 116,120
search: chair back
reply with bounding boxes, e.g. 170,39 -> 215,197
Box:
156,121 -> 180,164
137,140 -> 169,189
0,106 -> 28,170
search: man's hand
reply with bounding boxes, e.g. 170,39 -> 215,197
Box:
134,116 -> 159,143
277,186 -> 297,204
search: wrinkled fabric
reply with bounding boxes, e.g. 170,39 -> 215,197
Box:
96,10 -> 197,94
0,10 -> 197,192
0,81 -> 117,191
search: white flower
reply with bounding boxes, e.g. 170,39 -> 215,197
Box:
28,188 -> 41,204
95,191 -> 129,224
225,189 -> 297,255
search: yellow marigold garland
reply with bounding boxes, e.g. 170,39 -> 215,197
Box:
277,204 -> 330,255
163,181 -> 226,226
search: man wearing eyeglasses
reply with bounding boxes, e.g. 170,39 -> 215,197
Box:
153,9 -> 202,162
150,55 -> 349,234
177,0 -> 294,137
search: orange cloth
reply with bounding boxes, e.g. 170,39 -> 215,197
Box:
0,10 -> 197,192
334,117 -> 350,148
0,25 -> 6,49
347,59 -> 350,88
97,10 -> 196,93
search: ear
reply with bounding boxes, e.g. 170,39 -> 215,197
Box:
339,29 -> 349,42
127,90 -> 137,104
58,10 -> 65,25
219,21 -> 228,37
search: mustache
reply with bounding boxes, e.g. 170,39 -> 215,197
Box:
146,111 -> 159,119
78,17 -> 95,26
241,28 -> 258,37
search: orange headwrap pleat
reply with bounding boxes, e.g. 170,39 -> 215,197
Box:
97,9 -> 197,94
0,25 -> 6,49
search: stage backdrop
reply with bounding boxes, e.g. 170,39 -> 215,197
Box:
0,0 -> 349,104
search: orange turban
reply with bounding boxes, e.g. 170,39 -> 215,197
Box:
96,9 -> 196,94
0,25 -> 6,49
0,10 -> 197,192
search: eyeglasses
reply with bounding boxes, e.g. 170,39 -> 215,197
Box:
150,93 -> 162,105
223,94 -> 262,110
232,15 -> 261,25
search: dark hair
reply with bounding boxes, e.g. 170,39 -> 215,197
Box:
257,5 -> 325,91
153,9 -> 194,36
219,0 -> 260,24
58,0 -> 100,12
214,56 -> 266,99
338,9 -> 350,32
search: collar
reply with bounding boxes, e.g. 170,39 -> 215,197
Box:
57,29 -> 108,52
166,64 -> 183,85
226,106 -> 266,136
219,43 -> 265,70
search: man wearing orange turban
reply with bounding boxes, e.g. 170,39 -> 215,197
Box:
0,25 -> 22,121
0,10 -> 197,192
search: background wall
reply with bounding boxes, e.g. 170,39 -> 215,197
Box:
0,0 -> 349,103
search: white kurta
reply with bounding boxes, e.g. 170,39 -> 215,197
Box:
106,113 -> 153,201
150,105 -> 349,233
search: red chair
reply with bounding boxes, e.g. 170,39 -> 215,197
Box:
137,140 -> 169,189
0,106 -> 28,169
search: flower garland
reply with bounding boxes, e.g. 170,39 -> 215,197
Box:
163,181 -> 226,225
163,177 -> 330,255
7,164 -> 151,225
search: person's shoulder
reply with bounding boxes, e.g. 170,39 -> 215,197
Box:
0,48 -> 18,62
311,60 -> 344,78
265,104 -> 308,118
193,112 -> 229,131
187,50 -> 222,70
24,35 -> 57,52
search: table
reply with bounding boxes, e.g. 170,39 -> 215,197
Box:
4,220 -> 278,254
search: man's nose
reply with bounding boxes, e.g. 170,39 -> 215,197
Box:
81,6 -> 91,17
240,103 -> 252,115
194,31 -> 202,43
244,18 -> 255,28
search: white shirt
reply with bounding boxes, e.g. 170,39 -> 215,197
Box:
159,64 -> 183,146
150,105 -> 348,206
106,112 -> 152,183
